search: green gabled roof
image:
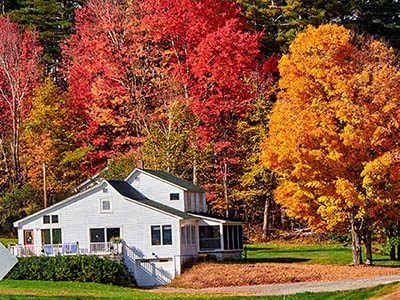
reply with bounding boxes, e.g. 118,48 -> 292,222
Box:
142,169 -> 206,192
138,198 -> 197,220
109,180 -> 196,219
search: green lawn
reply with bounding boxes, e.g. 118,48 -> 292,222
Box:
245,243 -> 400,266
0,238 -> 17,247
0,280 -> 394,300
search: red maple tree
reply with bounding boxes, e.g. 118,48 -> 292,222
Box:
141,0 -> 262,215
0,17 -> 42,185
63,0 -> 165,173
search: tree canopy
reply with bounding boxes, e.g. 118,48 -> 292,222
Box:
262,24 -> 400,264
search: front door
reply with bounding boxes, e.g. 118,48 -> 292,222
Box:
23,230 -> 34,245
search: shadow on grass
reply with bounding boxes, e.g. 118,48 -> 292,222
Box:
217,257 -> 311,264
243,257 -> 311,263
248,248 -> 348,254
245,247 -> 274,251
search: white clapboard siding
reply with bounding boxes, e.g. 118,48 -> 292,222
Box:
16,181 -> 183,268
127,171 -> 186,212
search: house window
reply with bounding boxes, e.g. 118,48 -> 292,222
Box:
51,215 -> 59,223
90,228 -> 105,243
90,228 -> 121,243
163,225 -> 172,245
170,193 -> 180,200
151,225 -> 172,245
41,228 -> 62,245
23,230 -> 34,245
52,228 -> 62,244
151,226 -> 161,245
182,225 -> 196,245
106,228 -> 120,240
43,215 -> 59,224
100,199 -> 112,213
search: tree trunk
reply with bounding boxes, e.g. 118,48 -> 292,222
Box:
262,198 -> 271,240
351,218 -> 362,265
396,243 -> 400,261
390,245 -> 396,261
364,229 -> 373,265
223,161 -> 229,218
192,156 -> 197,185
0,136 -> 9,179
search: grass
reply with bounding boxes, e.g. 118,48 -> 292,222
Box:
245,242 -> 400,266
0,238 -> 17,247
0,279 -> 394,300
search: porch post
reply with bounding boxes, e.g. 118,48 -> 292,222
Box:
220,223 -> 224,250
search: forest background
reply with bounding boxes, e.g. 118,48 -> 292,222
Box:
1,0 -> 400,243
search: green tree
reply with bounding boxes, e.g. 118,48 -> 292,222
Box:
0,184 -> 40,236
6,0 -> 84,72
141,101 -> 202,182
233,60 -> 279,239
237,0 -> 400,52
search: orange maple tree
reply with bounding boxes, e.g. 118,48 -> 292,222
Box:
262,24 -> 400,265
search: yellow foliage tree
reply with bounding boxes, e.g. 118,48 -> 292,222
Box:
21,78 -> 86,204
262,24 -> 400,265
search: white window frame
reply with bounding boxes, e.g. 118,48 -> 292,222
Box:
100,198 -> 113,213
89,227 -> 122,243
43,215 -> 60,224
150,224 -> 173,246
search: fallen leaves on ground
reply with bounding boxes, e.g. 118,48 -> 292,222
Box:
170,262 -> 400,288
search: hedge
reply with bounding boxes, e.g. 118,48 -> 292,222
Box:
8,255 -> 134,286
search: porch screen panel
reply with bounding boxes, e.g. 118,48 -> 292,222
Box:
238,226 -> 243,249
233,226 -> 239,249
229,226 -> 234,250
199,226 -> 221,250
52,229 -> 62,244
90,228 -> 105,242
223,226 -> 228,250
223,225 -> 242,250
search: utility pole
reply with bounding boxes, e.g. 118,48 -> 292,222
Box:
43,163 -> 48,208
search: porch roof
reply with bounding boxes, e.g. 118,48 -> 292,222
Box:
189,213 -> 243,224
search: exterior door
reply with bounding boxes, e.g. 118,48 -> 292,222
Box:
135,258 -> 174,286
23,230 -> 34,245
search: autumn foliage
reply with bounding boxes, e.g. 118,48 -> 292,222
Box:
0,17 -> 42,186
3,0 -> 400,258
262,24 -> 400,264
141,0 -> 262,214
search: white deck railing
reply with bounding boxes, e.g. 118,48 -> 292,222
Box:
8,242 -> 123,257
89,242 -> 122,255
8,245 -> 35,257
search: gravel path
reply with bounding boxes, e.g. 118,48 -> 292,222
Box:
157,275 -> 400,296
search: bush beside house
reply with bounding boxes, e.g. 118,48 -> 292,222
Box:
8,256 -> 133,286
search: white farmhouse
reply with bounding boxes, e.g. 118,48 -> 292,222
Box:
10,169 -> 243,286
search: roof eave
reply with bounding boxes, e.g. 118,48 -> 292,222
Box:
189,213 -> 243,224
14,179 -> 107,227
122,197 -> 190,220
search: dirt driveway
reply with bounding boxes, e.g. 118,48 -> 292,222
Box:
159,275 -> 400,296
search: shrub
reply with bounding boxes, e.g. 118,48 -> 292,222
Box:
326,233 -> 352,244
8,255 -> 134,286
